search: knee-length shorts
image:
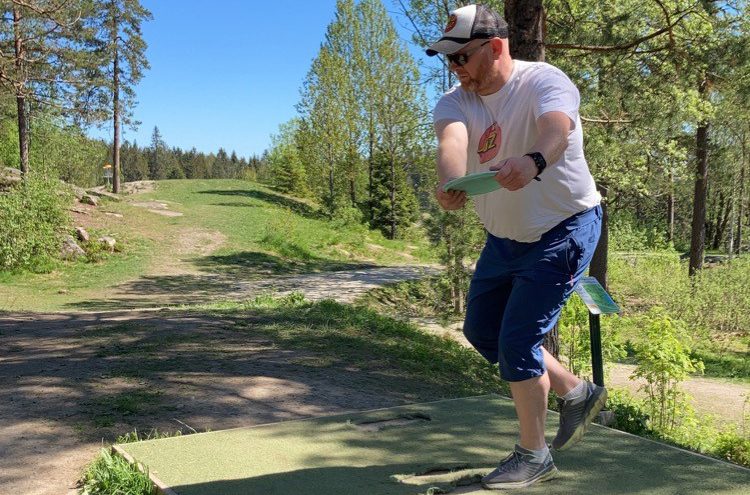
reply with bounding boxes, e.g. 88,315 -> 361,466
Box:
463,205 -> 602,382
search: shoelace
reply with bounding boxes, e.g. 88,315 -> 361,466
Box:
497,451 -> 522,473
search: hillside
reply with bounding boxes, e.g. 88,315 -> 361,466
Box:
0,179 -> 435,312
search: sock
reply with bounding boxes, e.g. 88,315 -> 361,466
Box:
515,443 -> 550,463
562,380 -> 587,404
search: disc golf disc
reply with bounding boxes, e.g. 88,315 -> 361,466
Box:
443,171 -> 500,196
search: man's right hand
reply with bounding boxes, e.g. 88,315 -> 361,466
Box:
435,180 -> 468,210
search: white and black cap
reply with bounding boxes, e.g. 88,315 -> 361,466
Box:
426,4 -> 508,56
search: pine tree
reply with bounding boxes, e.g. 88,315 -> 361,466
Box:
88,0 -> 152,192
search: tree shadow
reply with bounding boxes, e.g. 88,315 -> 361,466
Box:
198,189 -> 323,219
63,251 -> 378,311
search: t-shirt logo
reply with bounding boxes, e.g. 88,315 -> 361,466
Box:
477,123 -> 500,163
445,14 -> 457,33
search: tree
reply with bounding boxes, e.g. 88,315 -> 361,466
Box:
148,125 -> 167,179
88,0 -> 151,192
0,0 -> 94,174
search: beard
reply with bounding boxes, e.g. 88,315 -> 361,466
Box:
457,52 -> 495,94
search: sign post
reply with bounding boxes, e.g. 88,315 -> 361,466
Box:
103,163 -> 113,189
573,276 -> 620,387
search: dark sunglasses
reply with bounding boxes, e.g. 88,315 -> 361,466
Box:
447,40 -> 491,67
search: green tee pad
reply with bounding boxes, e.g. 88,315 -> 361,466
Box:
575,276 -> 620,315
116,395 -> 749,495
443,171 -> 500,196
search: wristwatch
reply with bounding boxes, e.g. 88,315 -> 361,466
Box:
525,152 -> 547,181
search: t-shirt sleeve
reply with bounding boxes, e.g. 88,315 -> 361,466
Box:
433,91 -> 466,125
532,67 -> 580,129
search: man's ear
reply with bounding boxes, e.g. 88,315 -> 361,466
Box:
489,37 -> 504,58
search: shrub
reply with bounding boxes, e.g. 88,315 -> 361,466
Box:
629,308 -> 704,433
607,389 -> 652,436
0,172 -> 70,271
558,295 -> 627,379
712,431 -> 750,467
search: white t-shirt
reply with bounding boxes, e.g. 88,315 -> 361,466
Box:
433,60 -> 600,242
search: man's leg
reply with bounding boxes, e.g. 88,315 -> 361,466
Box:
543,347 -> 580,396
509,373 -> 550,450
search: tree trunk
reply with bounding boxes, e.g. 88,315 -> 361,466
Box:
504,0 -> 545,61
112,12 -> 121,193
738,137 -> 746,254
689,79 -> 710,277
390,155 -> 396,239
13,7 -> 29,175
667,170 -> 675,244
590,184 -> 609,289
714,193 -> 730,251
504,0 -> 559,356
368,115 -> 374,220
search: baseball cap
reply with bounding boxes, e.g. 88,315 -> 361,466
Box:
426,4 -> 508,56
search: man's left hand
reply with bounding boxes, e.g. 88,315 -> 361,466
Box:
490,155 -> 537,191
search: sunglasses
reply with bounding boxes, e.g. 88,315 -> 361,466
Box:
447,40 -> 491,67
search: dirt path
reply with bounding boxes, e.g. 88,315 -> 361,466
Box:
412,321 -> 750,428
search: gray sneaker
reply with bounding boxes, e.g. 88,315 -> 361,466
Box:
552,381 -> 608,451
481,448 -> 558,490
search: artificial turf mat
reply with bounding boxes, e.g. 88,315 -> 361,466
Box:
116,395 -> 750,494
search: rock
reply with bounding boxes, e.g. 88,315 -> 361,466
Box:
98,236 -> 116,252
103,211 -> 123,218
80,194 -> 99,206
60,235 -> 85,260
121,180 -> 156,194
75,227 -> 89,243
69,207 -> 90,215
0,167 -> 22,191
86,188 -> 121,201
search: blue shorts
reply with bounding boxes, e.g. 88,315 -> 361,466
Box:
463,205 -> 602,382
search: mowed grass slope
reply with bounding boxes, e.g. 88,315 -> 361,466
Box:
0,179 -> 435,312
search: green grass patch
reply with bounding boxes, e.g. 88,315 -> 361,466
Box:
78,447 -> 154,495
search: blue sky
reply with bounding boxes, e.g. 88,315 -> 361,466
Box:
90,0 -> 434,160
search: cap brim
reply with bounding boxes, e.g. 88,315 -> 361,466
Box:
425,38 -> 472,56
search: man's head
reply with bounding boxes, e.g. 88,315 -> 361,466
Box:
425,4 -> 508,58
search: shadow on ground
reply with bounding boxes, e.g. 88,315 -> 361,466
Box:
198,189 -> 323,219
64,250 -> 377,311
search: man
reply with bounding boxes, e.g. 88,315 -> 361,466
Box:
427,4 -> 607,490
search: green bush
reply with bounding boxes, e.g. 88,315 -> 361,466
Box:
609,215 -> 671,251
607,389 -> 653,436
558,295 -> 627,378
0,173 -> 70,271
712,431 -> 750,467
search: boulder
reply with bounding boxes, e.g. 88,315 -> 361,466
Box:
60,235 -> 85,260
0,167 -> 22,191
75,227 -> 89,243
98,236 -> 116,252
80,194 -> 99,206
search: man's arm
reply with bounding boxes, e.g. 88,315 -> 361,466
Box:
435,119 -> 469,210
491,111 -> 572,191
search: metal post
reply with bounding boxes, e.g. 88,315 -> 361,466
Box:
589,313 -> 604,387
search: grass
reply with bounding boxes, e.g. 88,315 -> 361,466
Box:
0,179 -> 436,312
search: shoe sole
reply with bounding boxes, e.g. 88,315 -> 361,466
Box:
554,387 -> 608,451
482,465 -> 558,490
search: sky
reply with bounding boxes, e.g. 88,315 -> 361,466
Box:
89,0 -> 435,160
